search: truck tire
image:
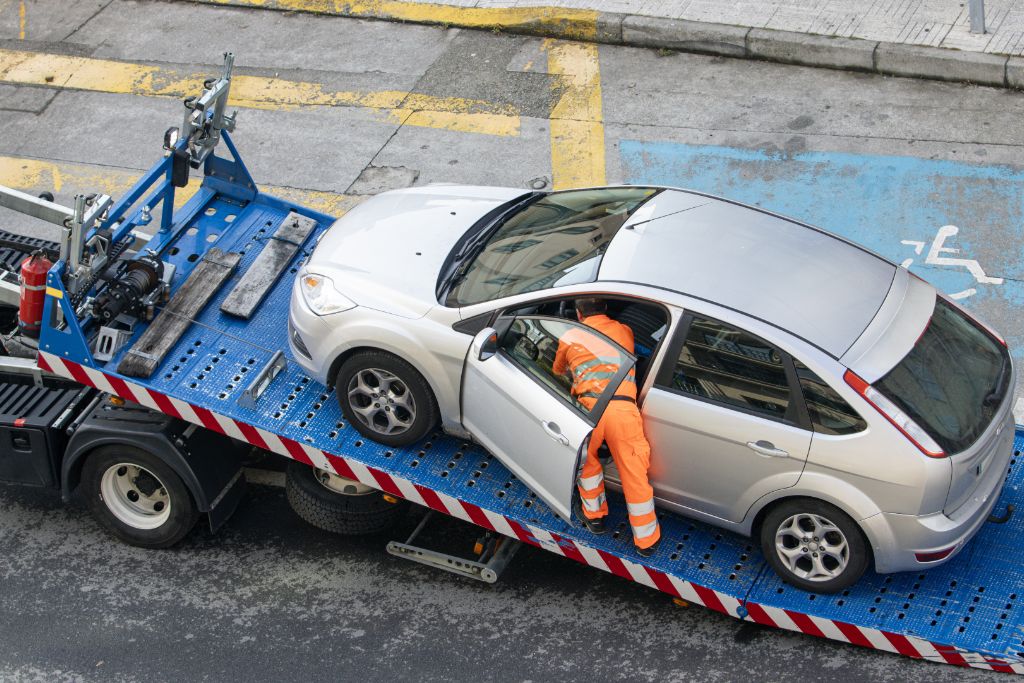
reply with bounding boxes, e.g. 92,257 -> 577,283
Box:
81,445 -> 200,548
335,350 -> 438,447
760,498 -> 870,594
285,460 -> 409,536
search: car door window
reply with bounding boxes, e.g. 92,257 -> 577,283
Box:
500,316 -> 634,421
657,315 -> 796,422
793,359 -> 867,435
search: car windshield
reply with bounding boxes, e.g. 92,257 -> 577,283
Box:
876,299 -> 1009,454
445,187 -> 658,306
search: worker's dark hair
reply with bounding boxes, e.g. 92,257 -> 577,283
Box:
575,298 -> 607,317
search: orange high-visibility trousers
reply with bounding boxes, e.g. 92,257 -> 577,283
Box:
577,399 -> 661,549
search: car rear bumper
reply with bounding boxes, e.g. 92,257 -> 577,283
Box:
865,411 -> 1016,573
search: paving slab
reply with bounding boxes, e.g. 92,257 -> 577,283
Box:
369,114 -> 551,189
0,0 -> 109,43
0,82 -> 55,112
0,90 -> 404,193
73,0 -> 455,78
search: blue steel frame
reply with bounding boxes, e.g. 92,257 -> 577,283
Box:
37,131 -> 306,366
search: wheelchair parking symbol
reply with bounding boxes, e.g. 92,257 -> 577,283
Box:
901,225 -> 1004,300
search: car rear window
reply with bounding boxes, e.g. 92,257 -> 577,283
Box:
875,299 -> 1009,454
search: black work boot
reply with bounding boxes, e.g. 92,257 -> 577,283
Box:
635,537 -> 661,558
574,500 -> 606,534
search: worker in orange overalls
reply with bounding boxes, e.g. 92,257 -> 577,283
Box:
552,298 -> 661,556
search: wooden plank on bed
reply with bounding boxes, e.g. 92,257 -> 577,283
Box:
118,247 -> 241,378
220,211 -> 317,319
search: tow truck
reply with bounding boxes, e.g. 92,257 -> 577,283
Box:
1,54 -> 1022,674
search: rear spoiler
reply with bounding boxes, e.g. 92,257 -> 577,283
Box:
840,267 -> 935,384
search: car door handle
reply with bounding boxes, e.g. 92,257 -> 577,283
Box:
746,440 -> 789,458
541,420 -> 570,447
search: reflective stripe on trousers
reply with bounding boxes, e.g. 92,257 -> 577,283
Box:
576,401 -> 661,549
581,492 -> 607,513
577,468 -> 608,519
631,518 -> 659,542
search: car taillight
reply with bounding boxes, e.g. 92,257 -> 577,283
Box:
843,370 -> 946,458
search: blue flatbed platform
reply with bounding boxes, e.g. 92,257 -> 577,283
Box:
36,140 -> 1024,675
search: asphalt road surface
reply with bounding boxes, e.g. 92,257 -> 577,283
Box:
1,1 -> 1022,680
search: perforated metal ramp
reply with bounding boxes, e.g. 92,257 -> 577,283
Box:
37,190 -> 1024,674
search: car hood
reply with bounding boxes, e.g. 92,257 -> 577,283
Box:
305,185 -> 525,318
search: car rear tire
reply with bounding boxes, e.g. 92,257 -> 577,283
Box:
285,461 -> 409,535
81,445 -> 200,548
335,350 -> 438,447
760,498 -> 869,594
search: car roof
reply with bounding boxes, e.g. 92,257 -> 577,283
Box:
599,189 -> 897,358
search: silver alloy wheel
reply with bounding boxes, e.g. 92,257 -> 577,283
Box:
347,367 -> 417,436
314,467 -> 375,496
774,512 -> 850,582
99,463 -> 171,530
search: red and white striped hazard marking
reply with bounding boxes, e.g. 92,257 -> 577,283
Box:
36,351 -> 1024,674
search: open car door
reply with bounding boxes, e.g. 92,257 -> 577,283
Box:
462,315 -> 635,521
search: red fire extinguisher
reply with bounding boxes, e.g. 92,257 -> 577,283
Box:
19,251 -> 52,338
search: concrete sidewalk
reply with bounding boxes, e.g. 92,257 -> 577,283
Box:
187,0 -> 1024,89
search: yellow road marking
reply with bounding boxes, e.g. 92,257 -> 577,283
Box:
18,0 -> 25,40
197,0 -> 600,40
0,49 -> 519,137
0,155 -> 362,217
546,41 -> 606,190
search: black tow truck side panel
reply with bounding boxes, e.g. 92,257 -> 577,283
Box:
0,377 -> 94,488
63,398 -> 247,531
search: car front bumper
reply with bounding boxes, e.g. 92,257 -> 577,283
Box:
287,281 -> 334,386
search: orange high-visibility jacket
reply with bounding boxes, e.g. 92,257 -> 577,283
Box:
552,314 -> 636,403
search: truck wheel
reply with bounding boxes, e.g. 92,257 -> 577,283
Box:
285,461 -> 409,535
760,498 -> 869,594
335,351 -> 438,447
81,446 -> 199,548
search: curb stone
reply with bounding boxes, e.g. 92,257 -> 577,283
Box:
875,42 -> 1008,88
621,15 -> 748,59
186,0 -> 1022,90
746,29 -> 877,72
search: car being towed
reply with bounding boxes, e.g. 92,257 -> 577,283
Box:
288,184 -> 1016,592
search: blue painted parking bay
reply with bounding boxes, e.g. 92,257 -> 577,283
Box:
619,141 -> 1024,408
37,142 -> 1024,672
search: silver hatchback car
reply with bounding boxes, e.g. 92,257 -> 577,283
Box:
288,185 -> 1016,592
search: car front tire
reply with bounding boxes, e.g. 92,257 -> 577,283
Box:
760,498 -> 869,594
335,350 -> 438,447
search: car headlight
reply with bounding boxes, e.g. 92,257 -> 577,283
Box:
299,273 -> 356,315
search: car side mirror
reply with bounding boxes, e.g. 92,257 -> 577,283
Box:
474,327 -> 499,361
